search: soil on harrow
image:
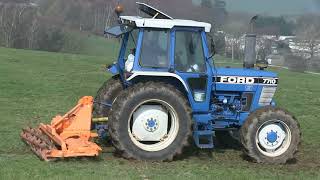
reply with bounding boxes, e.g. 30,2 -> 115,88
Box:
0,47 -> 319,180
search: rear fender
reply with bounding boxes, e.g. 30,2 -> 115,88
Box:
127,72 -> 189,99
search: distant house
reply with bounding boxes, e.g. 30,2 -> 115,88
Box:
224,31 -> 320,65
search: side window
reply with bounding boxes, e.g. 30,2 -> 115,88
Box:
125,30 -> 138,59
124,30 -> 138,72
175,31 -> 206,73
139,29 -> 169,68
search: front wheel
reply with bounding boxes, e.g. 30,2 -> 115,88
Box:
240,107 -> 301,164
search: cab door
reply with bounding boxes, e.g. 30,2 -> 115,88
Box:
172,28 -> 213,112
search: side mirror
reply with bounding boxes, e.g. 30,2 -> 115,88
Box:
207,34 -> 216,60
207,53 -> 214,61
210,38 -> 216,56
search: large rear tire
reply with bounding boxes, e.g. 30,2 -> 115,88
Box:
108,82 -> 192,161
240,107 -> 301,164
93,76 -> 123,117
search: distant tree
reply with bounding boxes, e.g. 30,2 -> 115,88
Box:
257,38 -> 272,61
1,0 -> 231,53
255,16 -> 295,36
199,0 -> 227,27
213,32 -> 226,55
223,19 -> 248,60
0,2 -> 38,48
296,15 -> 320,59
37,0 -> 118,34
37,26 -> 65,52
212,0 -> 227,27
277,41 -> 291,55
0,0 -> 31,3
201,0 -> 212,8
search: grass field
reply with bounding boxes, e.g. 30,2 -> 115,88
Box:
61,31 -> 120,57
0,47 -> 319,180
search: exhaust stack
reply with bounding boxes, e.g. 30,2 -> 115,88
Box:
244,15 -> 258,68
244,34 -> 257,68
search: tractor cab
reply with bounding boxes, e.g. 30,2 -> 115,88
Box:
105,4 -> 214,112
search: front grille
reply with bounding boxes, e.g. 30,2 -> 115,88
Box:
259,86 -> 277,106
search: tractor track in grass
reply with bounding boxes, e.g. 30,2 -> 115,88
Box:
1,145 -> 318,171
0,148 -> 33,156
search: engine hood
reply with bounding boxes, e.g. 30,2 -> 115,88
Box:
215,67 -> 278,78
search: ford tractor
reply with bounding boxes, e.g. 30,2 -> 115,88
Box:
21,3 -> 300,164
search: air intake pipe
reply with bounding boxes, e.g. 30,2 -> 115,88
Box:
244,16 -> 258,68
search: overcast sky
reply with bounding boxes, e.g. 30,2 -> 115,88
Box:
192,0 -> 320,15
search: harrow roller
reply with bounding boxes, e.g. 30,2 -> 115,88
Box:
21,127 -> 56,161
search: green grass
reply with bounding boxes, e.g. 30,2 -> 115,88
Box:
61,31 -> 120,57
0,47 -> 319,180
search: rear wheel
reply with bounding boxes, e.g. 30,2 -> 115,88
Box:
240,107 -> 301,164
108,82 -> 192,161
93,76 -> 123,117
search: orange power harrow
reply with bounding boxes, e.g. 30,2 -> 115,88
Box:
20,96 -> 102,161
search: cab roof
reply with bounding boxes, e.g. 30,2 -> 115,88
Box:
120,16 -> 212,32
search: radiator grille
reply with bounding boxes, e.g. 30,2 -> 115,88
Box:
259,86 -> 277,106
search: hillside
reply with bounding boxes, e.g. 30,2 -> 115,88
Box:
61,31 -> 120,57
0,48 -> 319,179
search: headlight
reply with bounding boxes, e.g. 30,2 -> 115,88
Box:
194,90 -> 206,102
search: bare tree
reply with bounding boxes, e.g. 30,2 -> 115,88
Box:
296,15 -> 320,59
27,13 -> 39,49
89,0 -> 117,34
0,2 -> 37,48
223,20 -> 248,60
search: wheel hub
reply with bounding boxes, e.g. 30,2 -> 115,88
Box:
144,118 -> 159,132
132,105 -> 168,141
266,130 -> 277,143
258,124 -> 286,150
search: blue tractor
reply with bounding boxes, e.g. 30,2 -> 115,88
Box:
94,3 -> 301,164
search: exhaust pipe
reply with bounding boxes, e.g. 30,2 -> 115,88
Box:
244,34 -> 257,68
244,15 -> 258,68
